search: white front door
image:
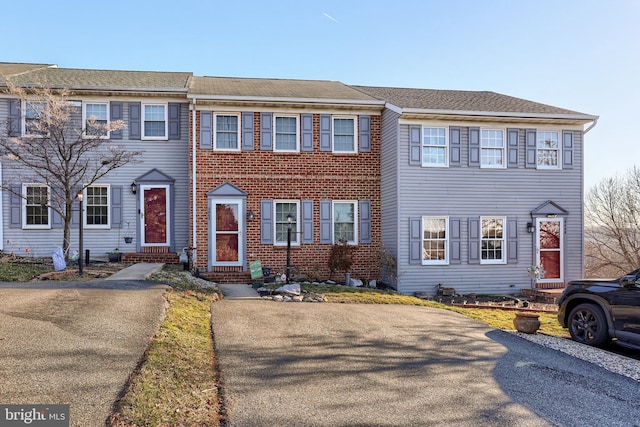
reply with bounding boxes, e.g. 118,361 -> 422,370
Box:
211,198 -> 244,266
536,217 -> 563,283
140,185 -> 170,247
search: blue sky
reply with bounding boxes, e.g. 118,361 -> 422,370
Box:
2,0 -> 637,190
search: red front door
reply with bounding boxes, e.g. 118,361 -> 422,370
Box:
142,186 -> 170,246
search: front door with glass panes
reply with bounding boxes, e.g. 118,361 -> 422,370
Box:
536,218 -> 563,283
211,198 -> 244,266
140,185 -> 170,247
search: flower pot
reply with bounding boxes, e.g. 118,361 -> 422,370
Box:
513,312 -> 540,334
108,252 -> 122,263
124,236 -> 133,244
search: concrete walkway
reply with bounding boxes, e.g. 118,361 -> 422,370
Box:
217,283 -> 261,299
102,262 -> 165,281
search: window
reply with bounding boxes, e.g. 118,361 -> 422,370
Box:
422,217 -> 448,264
214,114 -> 240,150
84,185 -> 110,228
274,115 -> 299,151
274,201 -> 300,245
422,127 -> 447,166
83,102 -> 109,137
23,184 -> 49,229
333,117 -> 357,153
23,101 -> 47,137
481,129 -> 505,168
537,131 -> 560,169
333,201 -> 357,243
142,103 -> 167,139
481,217 -> 505,264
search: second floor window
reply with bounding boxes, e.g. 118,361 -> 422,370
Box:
24,101 -> 47,137
274,115 -> 298,151
215,114 -> 240,150
143,104 -> 167,139
481,129 -> 504,168
537,131 -> 560,169
84,102 -> 109,137
333,117 -> 357,153
423,127 -> 447,167
481,216 -> 505,264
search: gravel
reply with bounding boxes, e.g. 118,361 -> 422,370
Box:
511,331 -> 640,381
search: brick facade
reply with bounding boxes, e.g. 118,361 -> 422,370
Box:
190,111 -> 382,282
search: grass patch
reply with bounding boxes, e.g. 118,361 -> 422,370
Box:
109,289 -> 220,426
295,283 -> 569,337
0,263 -> 52,281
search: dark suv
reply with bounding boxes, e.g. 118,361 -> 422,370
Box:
557,268 -> 640,350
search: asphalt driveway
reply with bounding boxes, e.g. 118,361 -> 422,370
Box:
0,280 -> 169,426
210,300 -> 640,427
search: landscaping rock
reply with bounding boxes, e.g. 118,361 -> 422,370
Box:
276,283 -> 301,295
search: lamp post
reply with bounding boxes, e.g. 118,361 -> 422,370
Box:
77,192 -> 84,276
286,214 -> 292,284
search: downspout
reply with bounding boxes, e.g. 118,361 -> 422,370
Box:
584,118 -> 598,134
191,99 -> 198,271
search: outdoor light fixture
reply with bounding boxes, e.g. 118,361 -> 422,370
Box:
527,222 -> 535,233
130,182 -> 137,194
247,210 -> 255,221
286,214 -> 292,284
77,192 -> 84,276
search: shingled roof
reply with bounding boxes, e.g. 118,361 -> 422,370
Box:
1,65 -> 191,92
0,62 -> 55,78
190,76 -> 381,103
353,85 -> 595,119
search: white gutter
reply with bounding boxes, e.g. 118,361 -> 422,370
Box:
401,107 -> 598,121
584,118 -> 598,134
186,93 -> 384,107
191,99 -> 197,269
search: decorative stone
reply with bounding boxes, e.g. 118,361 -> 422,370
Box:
272,295 -> 284,302
369,280 -> 377,288
292,295 -> 304,302
350,279 -> 363,287
276,283 -> 301,295
326,280 -> 336,285
513,312 -> 541,334
283,296 -> 292,302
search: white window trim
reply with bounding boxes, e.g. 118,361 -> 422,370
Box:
21,100 -> 49,138
332,116 -> 358,154
214,113 -> 241,151
142,102 -> 168,140
273,114 -> 300,152
83,184 -> 111,229
273,200 -> 300,246
421,216 -> 449,265
536,130 -> 562,170
332,200 -> 358,244
480,128 -> 506,169
480,216 -> 506,265
82,101 -> 110,139
536,217 -> 564,283
422,126 -> 448,167
22,184 -> 50,229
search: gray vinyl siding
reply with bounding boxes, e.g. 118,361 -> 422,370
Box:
395,123 -> 584,296
380,107 -> 401,287
0,99 -> 190,258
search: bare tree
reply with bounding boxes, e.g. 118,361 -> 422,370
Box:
585,167 -> 640,277
0,80 -> 142,257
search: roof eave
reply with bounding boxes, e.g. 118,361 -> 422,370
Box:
400,107 -> 598,122
188,93 -> 385,107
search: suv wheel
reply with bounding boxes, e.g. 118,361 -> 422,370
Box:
568,303 -> 610,347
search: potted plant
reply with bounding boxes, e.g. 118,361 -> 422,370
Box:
107,249 -> 122,263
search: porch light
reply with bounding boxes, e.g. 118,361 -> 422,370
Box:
527,222 -> 535,233
247,210 -> 255,221
130,182 -> 137,194
77,191 -> 84,276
